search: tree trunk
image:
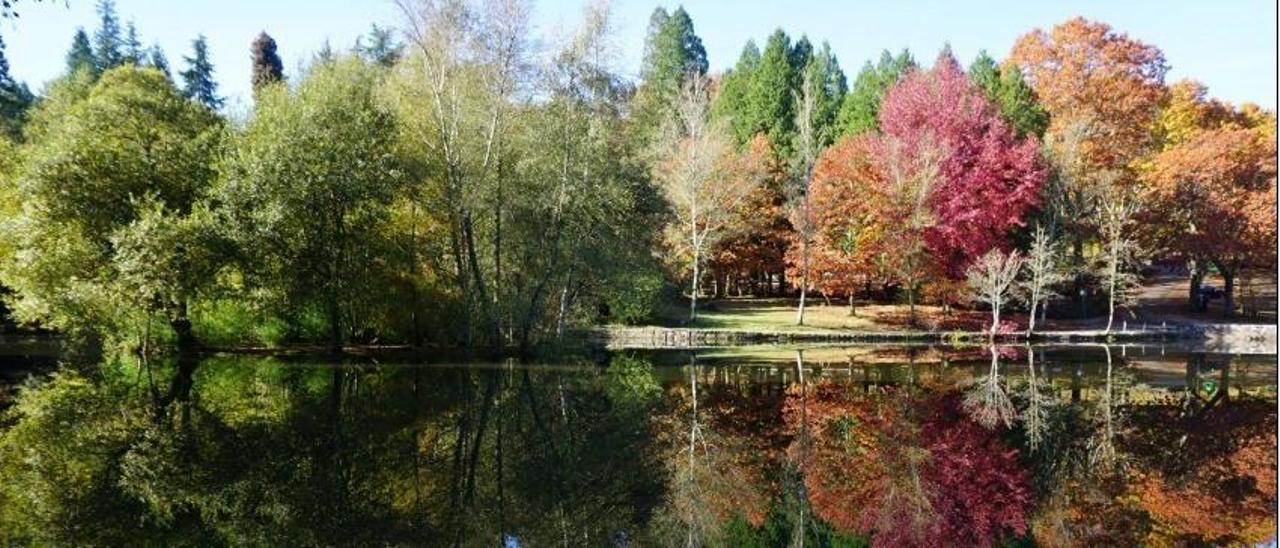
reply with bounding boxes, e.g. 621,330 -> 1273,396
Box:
328,290 -> 343,355
1188,261 -> 1206,312
170,300 -> 198,357
1222,268 -> 1236,317
796,249 -> 808,326
848,293 -> 856,316
690,247 -> 700,322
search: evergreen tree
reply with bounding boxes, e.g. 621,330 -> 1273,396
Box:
92,0 -> 124,71
632,5 -> 707,143
835,48 -> 915,136
250,31 -> 284,94
788,35 -> 813,86
65,28 -> 97,76
312,39 -> 334,66
639,7 -> 669,78
0,32 -> 34,140
180,34 -> 222,109
147,44 -> 170,79
123,21 -> 142,65
968,50 -> 1048,138
353,24 -> 401,67
745,29 -> 796,155
712,40 -> 761,144
801,41 -> 847,148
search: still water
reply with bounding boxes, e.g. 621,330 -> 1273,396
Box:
0,344 -> 1274,546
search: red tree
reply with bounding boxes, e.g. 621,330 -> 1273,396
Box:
877,51 -> 1048,277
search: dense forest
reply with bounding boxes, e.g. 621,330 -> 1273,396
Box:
0,0 -> 1274,357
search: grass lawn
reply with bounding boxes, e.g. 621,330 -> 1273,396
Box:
656,297 -> 999,332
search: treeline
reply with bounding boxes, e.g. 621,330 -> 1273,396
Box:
0,2 -> 1275,354
643,11 -> 1276,327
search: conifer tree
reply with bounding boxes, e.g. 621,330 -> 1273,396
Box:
123,21 -> 142,64
835,49 -> 914,136
353,24 -> 401,67
712,40 -> 761,144
180,34 -> 223,109
147,44 -> 170,79
250,31 -> 284,94
633,5 -> 707,144
745,29 -> 796,155
968,50 -> 1048,138
0,32 -> 34,140
65,28 -> 96,76
92,0 -> 124,71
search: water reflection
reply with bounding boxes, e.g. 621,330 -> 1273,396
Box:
0,345 -> 1273,546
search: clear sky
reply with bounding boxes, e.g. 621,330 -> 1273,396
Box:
3,0 -> 1276,111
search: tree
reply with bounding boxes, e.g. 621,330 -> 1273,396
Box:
92,0 -> 124,71
1009,17 -> 1167,174
835,49 -> 914,136
633,6 -> 707,146
146,44 -> 170,78
878,50 -> 1047,278
180,34 -> 223,109
711,40 -> 760,145
0,67 -> 222,347
1142,128 -> 1277,316
250,31 -> 285,96
220,58 -> 401,353
654,75 -> 761,321
965,249 -> 1024,335
1096,193 -> 1140,333
968,50 -> 1048,138
789,135 -> 886,314
878,136 -> 942,326
0,32 -> 34,140
122,21 -> 143,65
65,28 -> 97,76
744,29 -> 796,157
353,23 -> 402,67
1021,224 -> 1063,335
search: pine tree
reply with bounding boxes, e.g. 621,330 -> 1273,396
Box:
354,24 -> 401,67
968,50 -> 1049,138
0,31 -> 34,140
835,48 -> 915,136
712,40 -> 761,145
180,34 -> 222,109
93,0 -> 124,71
802,41 -> 846,148
745,29 -> 796,155
66,28 -> 97,76
632,5 -> 707,144
123,20 -> 143,64
147,44 -> 170,79
251,31 -> 284,94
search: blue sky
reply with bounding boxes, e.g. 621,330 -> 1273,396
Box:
3,0 -> 1275,111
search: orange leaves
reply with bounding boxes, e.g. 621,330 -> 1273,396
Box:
1009,17 -> 1168,172
1141,127 -> 1277,267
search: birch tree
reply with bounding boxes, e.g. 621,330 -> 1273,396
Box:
789,66 -> 819,326
1097,193 -> 1140,334
1021,224 -> 1064,336
965,248 -> 1025,336
654,74 -> 760,321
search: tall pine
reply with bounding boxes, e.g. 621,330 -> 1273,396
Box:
93,0 -> 124,71
354,24 -> 401,67
1,31 -> 34,140
712,40 -> 761,144
123,21 -> 143,64
251,31 -> 284,95
632,5 -> 707,144
148,44 -> 171,79
744,29 -> 796,156
835,49 -> 915,136
968,50 -> 1048,138
180,34 -> 223,109
66,28 -> 97,76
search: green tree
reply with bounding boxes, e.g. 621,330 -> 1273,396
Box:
92,0 -> 124,71
180,34 -> 222,109
712,40 -> 761,145
65,28 -> 97,76
744,29 -> 797,155
0,31 -> 34,140
798,41 -> 846,149
968,50 -> 1048,138
147,43 -> 170,78
632,5 -> 707,144
250,31 -> 284,96
353,23 -> 401,67
123,21 -> 143,64
835,49 -> 914,136
220,58 -> 401,353
0,66 -> 223,347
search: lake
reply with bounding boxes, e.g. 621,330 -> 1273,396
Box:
0,344 -> 1274,546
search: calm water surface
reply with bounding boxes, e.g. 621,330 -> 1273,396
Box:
0,344 -> 1274,546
